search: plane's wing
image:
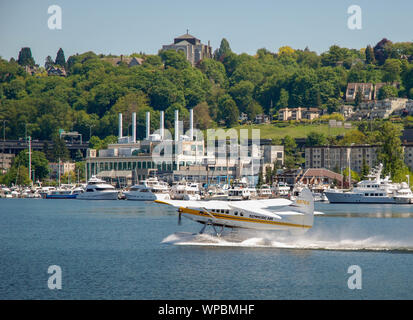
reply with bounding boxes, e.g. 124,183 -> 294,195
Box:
155,199 -> 289,220
154,199 -> 231,209
227,203 -> 283,219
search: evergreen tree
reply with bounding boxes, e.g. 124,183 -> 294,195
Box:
55,48 -> 66,68
45,55 -> 54,69
365,45 -> 375,64
51,136 -> 70,162
17,47 -> 35,66
354,88 -> 363,107
361,157 -> 370,180
214,38 -> 232,61
377,122 -> 408,182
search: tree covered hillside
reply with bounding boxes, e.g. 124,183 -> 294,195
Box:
1,38 -> 413,142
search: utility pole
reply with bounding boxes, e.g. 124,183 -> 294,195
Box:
28,136 -> 32,186
58,157 -> 61,188
2,120 -> 7,174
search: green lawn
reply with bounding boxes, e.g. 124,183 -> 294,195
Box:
230,123 -> 350,140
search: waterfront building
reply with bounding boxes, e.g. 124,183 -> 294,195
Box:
85,110 -> 284,187
49,161 -> 76,179
0,153 -> 15,173
305,144 -> 379,174
305,142 -> 413,173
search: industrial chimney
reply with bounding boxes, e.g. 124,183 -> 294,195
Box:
189,108 -> 194,141
160,111 -> 165,140
132,112 -> 136,143
118,113 -> 123,139
146,111 -> 150,140
174,110 -> 179,142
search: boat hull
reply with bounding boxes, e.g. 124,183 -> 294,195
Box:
76,191 -> 119,200
45,194 -> 78,199
324,191 -> 396,204
124,192 -> 170,201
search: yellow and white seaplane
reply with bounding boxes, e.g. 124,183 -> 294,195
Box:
155,188 -> 315,236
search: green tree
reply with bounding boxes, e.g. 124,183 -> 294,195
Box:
51,136 -> 70,162
283,135 -> 298,169
382,59 -> 401,83
0,165 -> 30,186
378,85 -> 398,100
17,47 -> 35,66
376,122 -> 408,182
361,157 -> 370,180
277,89 -> 289,109
217,95 -> 239,127
214,38 -> 232,61
306,131 -> 327,147
159,50 -> 191,70
13,150 -> 49,181
44,56 -> 54,69
354,88 -> 363,107
365,45 -> 376,64
55,48 -> 66,68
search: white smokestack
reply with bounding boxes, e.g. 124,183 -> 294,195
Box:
118,113 -> 123,139
174,109 -> 179,141
160,111 -> 164,140
132,112 -> 136,143
146,111 -> 150,140
189,108 -> 194,141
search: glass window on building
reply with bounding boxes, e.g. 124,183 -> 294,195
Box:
138,162 -> 141,169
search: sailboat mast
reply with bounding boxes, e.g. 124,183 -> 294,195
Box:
28,136 -> 32,186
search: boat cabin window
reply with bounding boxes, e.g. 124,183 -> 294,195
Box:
234,211 -> 238,216
225,210 -> 229,214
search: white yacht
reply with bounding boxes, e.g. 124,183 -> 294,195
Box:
76,176 -> 119,200
324,164 -> 403,204
124,177 -> 170,201
0,187 -> 13,198
258,184 -> 273,198
227,178 -> 251,201
272,182 -> 291,197
393,182 -> 413,204
170,181 -> 201,200
205,185 -> 229,200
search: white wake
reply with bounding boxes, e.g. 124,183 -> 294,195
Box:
161,231 -> 413,252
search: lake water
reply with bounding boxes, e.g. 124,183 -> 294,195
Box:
1,199 -> 413,300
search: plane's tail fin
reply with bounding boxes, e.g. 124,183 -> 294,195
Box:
292,188 -> 314,228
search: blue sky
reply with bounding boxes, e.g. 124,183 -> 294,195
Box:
1,0 -> 412,66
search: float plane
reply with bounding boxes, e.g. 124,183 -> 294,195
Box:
155,188 -> 315,236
